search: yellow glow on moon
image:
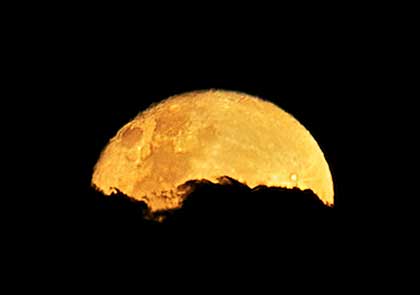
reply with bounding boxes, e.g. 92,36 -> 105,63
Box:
92,90 -> 334,212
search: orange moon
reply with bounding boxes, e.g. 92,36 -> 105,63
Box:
92,90 -> 334,212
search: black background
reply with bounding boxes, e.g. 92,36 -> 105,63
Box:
9,5 -> 418,289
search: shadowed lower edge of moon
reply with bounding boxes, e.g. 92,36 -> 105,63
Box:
91,174 -> 334,221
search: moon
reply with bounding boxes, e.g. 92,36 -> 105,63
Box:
92,90 -> 334,212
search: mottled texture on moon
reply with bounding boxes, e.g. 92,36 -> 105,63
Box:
92,90 -> 334,211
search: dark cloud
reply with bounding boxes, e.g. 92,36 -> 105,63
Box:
85,176 -> 332,229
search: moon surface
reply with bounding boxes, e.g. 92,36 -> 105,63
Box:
92,90 -> 334,212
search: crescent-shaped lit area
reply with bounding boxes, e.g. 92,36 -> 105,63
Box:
92,90 -> 334,213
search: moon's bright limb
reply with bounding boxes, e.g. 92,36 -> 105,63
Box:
92,90 -> 334,211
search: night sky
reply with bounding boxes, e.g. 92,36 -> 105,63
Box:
48,37 -> 403,274
13,9 -> 417,288
36,23 -> 392,235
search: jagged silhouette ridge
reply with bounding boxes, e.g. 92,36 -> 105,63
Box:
87,176 -> 332,228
